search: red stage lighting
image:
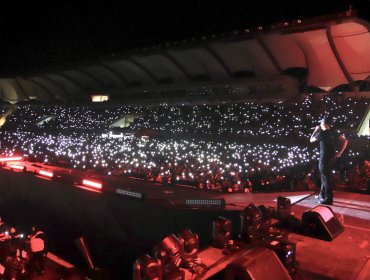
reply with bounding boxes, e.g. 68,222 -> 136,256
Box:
39,170 -> 54,178
82,179 -> 102,190
9,164 -> 25,171
0,156 -> 23,162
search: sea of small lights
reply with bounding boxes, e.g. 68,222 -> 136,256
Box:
0,94 -> 368,191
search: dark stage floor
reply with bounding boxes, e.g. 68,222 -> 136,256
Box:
180,190 -> 370,279
1,164 -> 369,279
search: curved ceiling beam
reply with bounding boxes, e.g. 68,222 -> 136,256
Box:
75,68 -> 107,88
25,78 -> 58,99
55,72 -> 84,91
40,75 -> 70,96
100,63 -> 128,85
256,35 -> 283,74
127,58 -> 158,83
288,35 -> 310,87
162,52 -> 192,81
326,23 -> 356,91
183,51 -> 212,80
204,46 -> 232,77
14,78 -> 31,101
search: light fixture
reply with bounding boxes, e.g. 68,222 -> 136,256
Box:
82,179 -> 102,190
178,229 -> 199,260
239,203 -> 264,243
133,254 -> 162,280
115,188 -> 144,200
153,234 -> 184,280
212,216 -> 232,249
0,156 -> 23,162
39,170 -> 54,178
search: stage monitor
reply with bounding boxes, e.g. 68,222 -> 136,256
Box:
302,205 -> 344,241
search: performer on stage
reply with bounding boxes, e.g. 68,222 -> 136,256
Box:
310,116 -> 349,205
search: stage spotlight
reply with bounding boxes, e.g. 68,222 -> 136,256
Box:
178,229 -> 199,260
178,229 -> 206,275
212,216 -> 232,249
133,254 -> 162,280
277,196 -> 291,218
153,234 -> 184,280
239,203 -> 264,243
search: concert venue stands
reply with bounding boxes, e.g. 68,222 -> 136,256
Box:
0,10 -> 369,279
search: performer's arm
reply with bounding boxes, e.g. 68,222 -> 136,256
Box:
335,134 -> 349,158
310,126 -> 320,143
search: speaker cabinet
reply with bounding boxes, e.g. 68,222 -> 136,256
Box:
302,205 -> 344,241
223,247 -> 292,280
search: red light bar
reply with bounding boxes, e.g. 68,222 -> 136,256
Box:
0,157 -> 23,162
82,179 -> 102,190
9,164 -> 24,171
39,170 -> 54,178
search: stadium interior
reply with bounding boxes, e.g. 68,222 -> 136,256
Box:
0,8 -> 369,280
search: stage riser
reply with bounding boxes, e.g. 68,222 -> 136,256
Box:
0,169 -> 239,273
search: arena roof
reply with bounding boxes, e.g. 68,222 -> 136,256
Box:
0,14 -> 369,103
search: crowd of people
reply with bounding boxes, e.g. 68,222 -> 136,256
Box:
0,93 -> 369,192
0,217 -> 47,280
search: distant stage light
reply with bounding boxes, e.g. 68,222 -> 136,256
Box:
39,170 -> 54,178
0,156 -> 23,162
82,179 -> 102,190
9,164 -> 25,171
